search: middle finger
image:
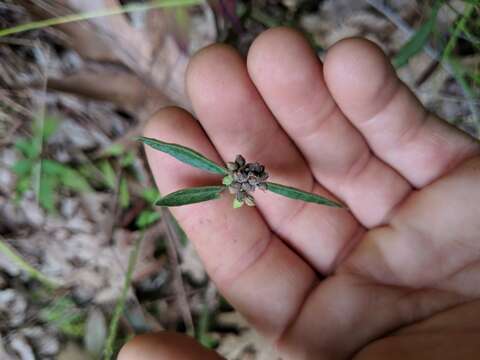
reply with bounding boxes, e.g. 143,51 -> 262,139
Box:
186,44 -> 359,273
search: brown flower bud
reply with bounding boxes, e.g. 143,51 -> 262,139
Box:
236,191 -> 246,201
228,154 -> 269,208
235,155 -> 246,167
244,194 -> 255,207
227,162 -> 238,171
257,183 -> 267,191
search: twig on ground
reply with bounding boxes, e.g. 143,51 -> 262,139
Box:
163,209 -> 195,336
0,237 -> 61,289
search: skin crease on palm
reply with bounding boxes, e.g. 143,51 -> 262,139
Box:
118,27 -> 480,360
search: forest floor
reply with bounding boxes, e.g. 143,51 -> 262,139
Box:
0,0 -> 478,359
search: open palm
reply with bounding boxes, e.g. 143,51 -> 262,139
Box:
121,28 -> 480,360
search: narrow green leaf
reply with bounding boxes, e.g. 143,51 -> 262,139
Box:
42,159 -> 67,175
119,177 -> 130,209
136,210 -> 161,229
61,169 -> 92,192
120,151 -> 135,167
99,160 -> 116,190
393,0 -> 442,68
266,182 -> 345,208
141,187 -> 160,204
156,186 -> 224,207
138,136 -> 228,175
42,117 -> 59,141
40,296 -> 85,337
15,138 -> 39,159
102,143 -> 125,157
39,173 -> 58,212
41,160 -> 91,192
15,176 -> 31,200
32,116 -> 59,142
12,159 -> 33,177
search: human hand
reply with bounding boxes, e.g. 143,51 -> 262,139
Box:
119,28 -> 480,360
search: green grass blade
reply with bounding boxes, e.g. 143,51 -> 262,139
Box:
60,168 -> 92,192
135,210 -> 161,229
156,186 -> 224,207
138,136 -> 228,175
266,182 -> 345,208
103,231 -> 144,360
119,177 -> 130,209
0,237 -> 61,289
39,173 -> 58,213
11,159 -> 33,177
99,160 -> 117,190
393,0 -> 442,68
39,296 -> 86,337
0,0 -> 202,38
15,138 -> 39,159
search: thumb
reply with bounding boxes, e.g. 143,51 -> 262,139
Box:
118,331 -> 225,360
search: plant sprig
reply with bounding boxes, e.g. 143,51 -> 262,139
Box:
139,137 -> 345,209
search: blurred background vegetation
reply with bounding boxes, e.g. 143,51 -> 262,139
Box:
0,0 -> 478,358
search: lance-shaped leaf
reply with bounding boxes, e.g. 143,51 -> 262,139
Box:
138,136 -> 228,175
392,0 -> 441,68
156,186 -> 225,207
266,182 -> 345,208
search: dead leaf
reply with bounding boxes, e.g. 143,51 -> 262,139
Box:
84,308 -> 107,357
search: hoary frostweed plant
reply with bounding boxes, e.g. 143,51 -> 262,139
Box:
138,137 -> 345,209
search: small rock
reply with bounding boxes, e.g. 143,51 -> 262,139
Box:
80,192 -> 110,227
0,201 -> 29,230
65,215 -> 94,233
53,228 -> 69,241
0,335 -> 15,360
10,334 -> 34,360
1,148 -> 17,167
57,342 -> 90,360
0,274 -> 6,288
84,308 -> 107,358
0,246 -> 21,277
19,198 -> 45,227
60,198 -> 79,218
0,167 -> 14,194
0,289 -> 27,326
22,327 -> 60,356
51,119 -> 97,150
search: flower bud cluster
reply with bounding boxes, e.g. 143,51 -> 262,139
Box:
224,155 -> 268,207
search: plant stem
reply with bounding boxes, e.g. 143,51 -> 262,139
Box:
0,0 -> 202,38
441,3 -> 474,61
103,231 -> 144,360
0,238 -> 61,289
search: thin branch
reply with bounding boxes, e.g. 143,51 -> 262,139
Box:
163,210 -> 195,336
0,237 -> 61,289
0,0 -> 202,37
